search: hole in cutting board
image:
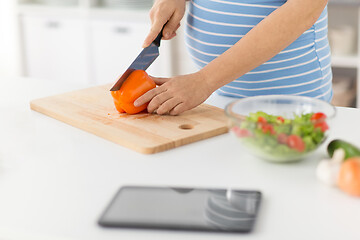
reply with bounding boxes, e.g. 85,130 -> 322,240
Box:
179,124 -> 194,130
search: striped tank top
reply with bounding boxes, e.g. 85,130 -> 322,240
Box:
185,0 -> 333,102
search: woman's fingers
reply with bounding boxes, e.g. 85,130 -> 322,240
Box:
169,103 -> 188,116
144,16 -> 180,44
147,91 -> 172,113
150,76 -> 170,86
163,14 -> 183,39
143,0 -> 186,47
156,98 -> 182,115
136,72 -> 212,115
166,32 -> 177,40
175,23 -> 181,32
134,86 -> 165,107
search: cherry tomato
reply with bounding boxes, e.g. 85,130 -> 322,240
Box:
276,116 -> 285,124
287,135 -> 305,152
314,121 -> 329,132
261,123 -> 275,135
311,112 -> 327,122
257,116 -> 267,123
277,133 -> 288,145
232,126 -> 252,137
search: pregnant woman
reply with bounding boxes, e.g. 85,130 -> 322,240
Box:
134,0 -> 332,115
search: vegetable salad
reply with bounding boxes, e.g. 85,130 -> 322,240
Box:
231,111 -> 329,161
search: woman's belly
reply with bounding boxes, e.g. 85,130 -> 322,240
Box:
185,0 -> 332,101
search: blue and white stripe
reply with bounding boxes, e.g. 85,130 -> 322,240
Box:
185,0 -> 333,101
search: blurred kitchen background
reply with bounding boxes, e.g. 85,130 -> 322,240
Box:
0,0 -> 359,107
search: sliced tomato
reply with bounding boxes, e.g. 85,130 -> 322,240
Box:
314,121 -> 329,132
277,133 -> 288,145
287,135 -> 305,152
311,112 -> 327,122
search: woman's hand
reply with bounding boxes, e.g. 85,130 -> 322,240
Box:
134,72 -> 213,115
142,0 -> 187,47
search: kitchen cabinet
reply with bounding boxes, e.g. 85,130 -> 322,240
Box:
89,19 -> 149,84
18,3 -> 174,86
328,1 -> 360,107
89,18 -> 173,85
21,15 -> 90,84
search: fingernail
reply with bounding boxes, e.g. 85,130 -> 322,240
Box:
165,32 -> 171,38
133,100 -> 139,107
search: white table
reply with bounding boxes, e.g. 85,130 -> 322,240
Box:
0,77 -> 360,240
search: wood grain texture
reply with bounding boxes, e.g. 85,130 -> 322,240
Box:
30,84 -> 229,154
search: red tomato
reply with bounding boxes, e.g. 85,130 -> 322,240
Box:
232,126 -> 252,137
276,116 -> 285,123
261,123 -> 275,135
287,135 -> 305,152
314,121 -> 329,132
311,112 -> 327,122
257,116 -> 267,123
277,133 -> 288,144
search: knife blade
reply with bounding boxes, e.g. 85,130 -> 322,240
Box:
110,29 -> 163,91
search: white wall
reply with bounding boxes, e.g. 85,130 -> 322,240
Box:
0,0 -> 20,77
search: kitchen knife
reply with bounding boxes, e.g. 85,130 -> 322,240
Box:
110,29 -> 164,91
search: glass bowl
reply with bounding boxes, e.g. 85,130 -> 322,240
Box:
225,95 -> 336,163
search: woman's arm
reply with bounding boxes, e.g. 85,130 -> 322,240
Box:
201,0 -> 329,93
135,0 -> 329,115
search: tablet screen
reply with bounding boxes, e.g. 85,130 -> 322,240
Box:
98,186 -> 261,233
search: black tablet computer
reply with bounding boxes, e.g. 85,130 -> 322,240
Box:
98,186 -> 262,233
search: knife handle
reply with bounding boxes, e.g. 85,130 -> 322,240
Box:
153,24 -> 166,47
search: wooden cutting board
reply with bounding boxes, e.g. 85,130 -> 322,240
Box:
30,84 -> 229,154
